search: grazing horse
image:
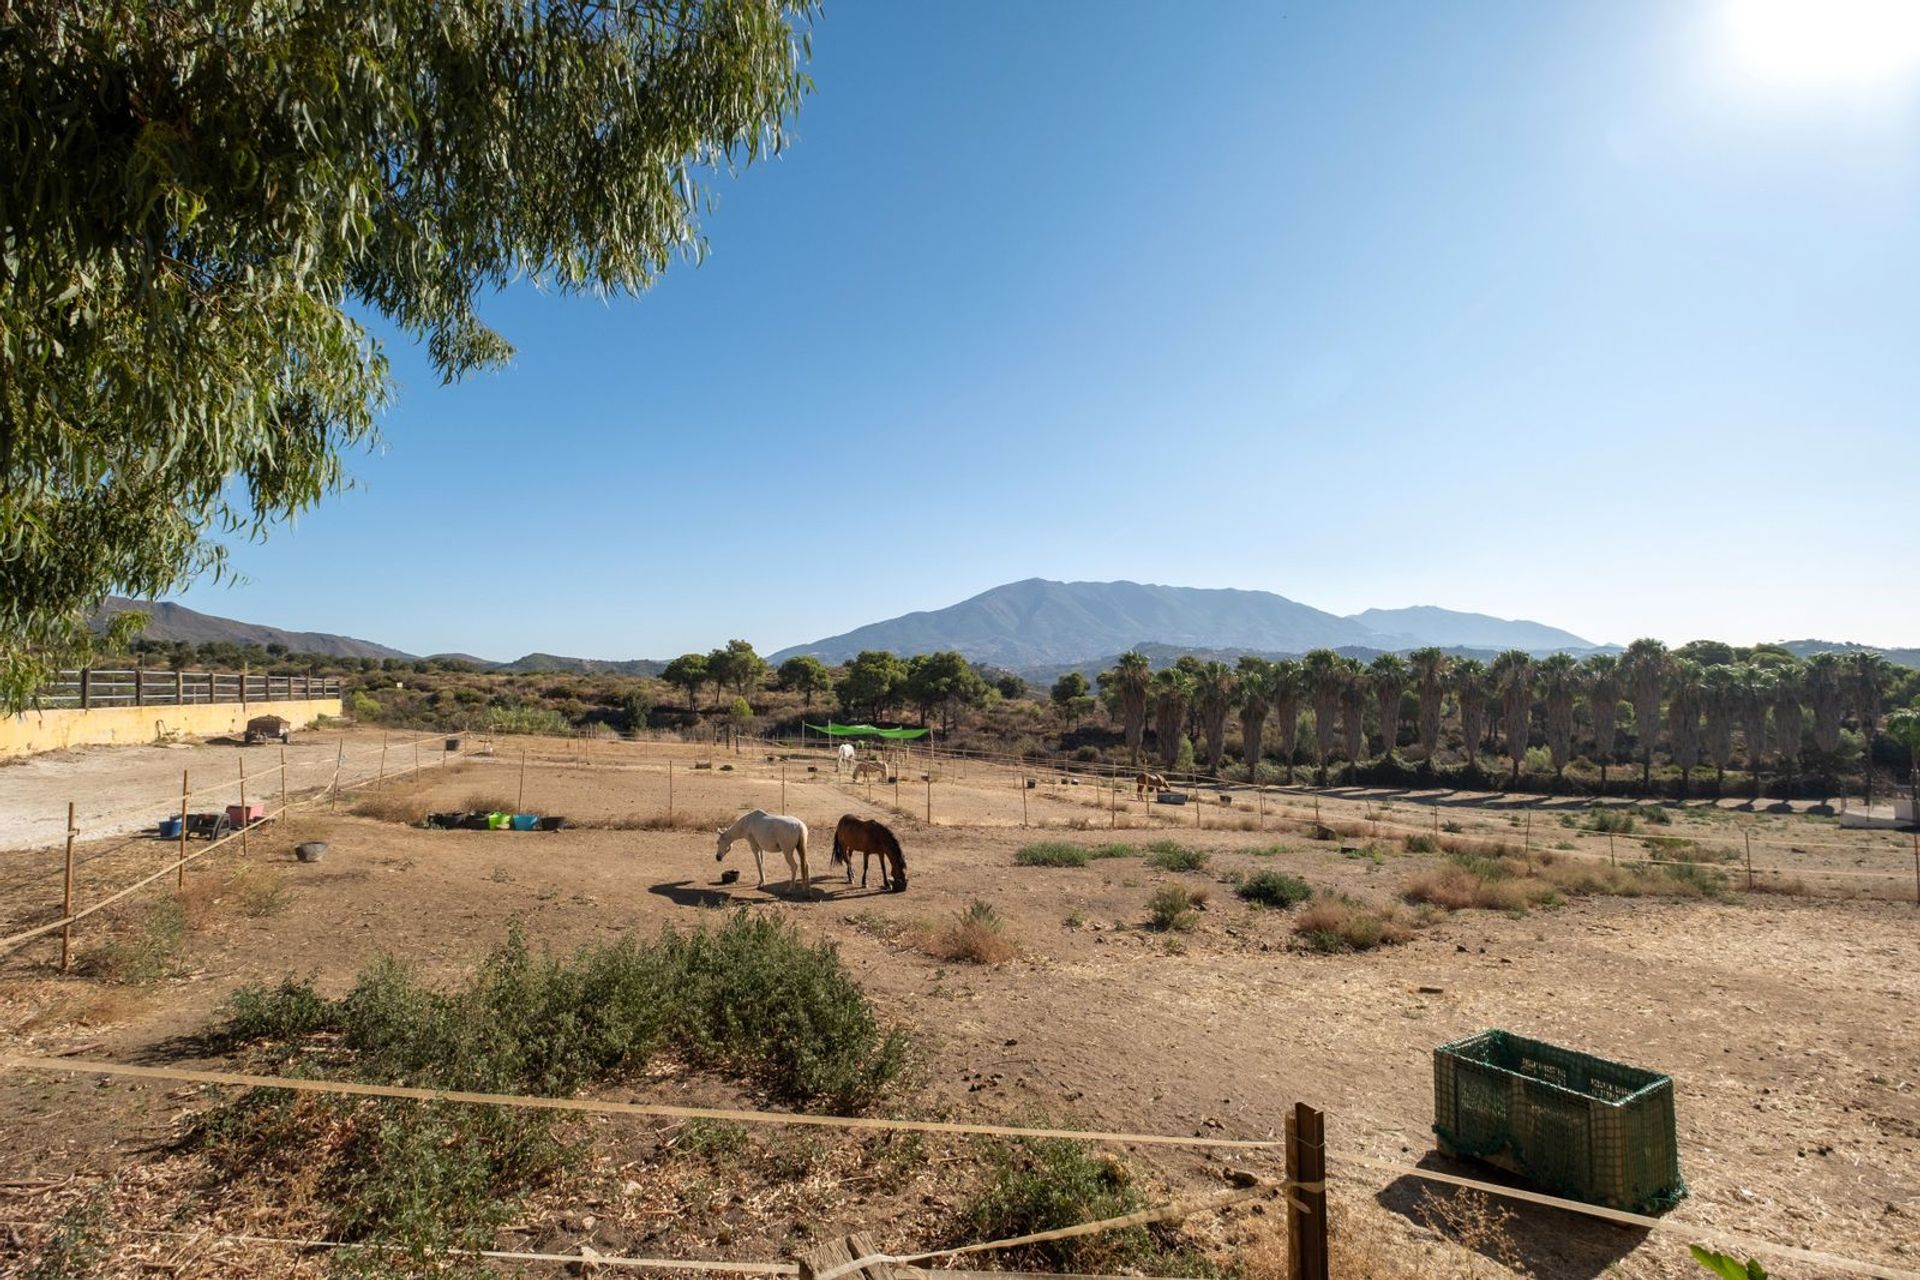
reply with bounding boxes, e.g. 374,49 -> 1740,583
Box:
830,815 -> 907,892
851,758 -> 890,783
1135,771 -> 1169,798
836,742 -> 856,773
715,809 -> 811,894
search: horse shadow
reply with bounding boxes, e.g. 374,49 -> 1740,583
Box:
1372,1153 -> 1648,1279
647,879 -> 883,909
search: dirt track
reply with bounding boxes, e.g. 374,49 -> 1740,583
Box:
1,744 -> 1917,1279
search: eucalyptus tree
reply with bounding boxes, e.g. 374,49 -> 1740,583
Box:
1269,660 -> 1306,784
1884,707 -> 1920,817
1536,653 -> 1581,783
1582,653 -> 1623,792
1666,660 -> 1704,799
1621,638 -> 1672,790
1701,665 -> 1740,797
1733,663 -> 1773,800
1846,651 -> 1894,803
1772,669 -> 1805,796
1339,659 -> 1370,779
1368,653 -> 1410,763
0,0 -> 819,711
1452,659 -> 1491,776
1236,658 -> 1273,778
1408,647 -> 1451,767
1151,668 -> 1193,772
1100,651 -> 1153,766
1489,650 -> 1534,787
1192,661 -> 1238,774
1303,649 -> 1344,786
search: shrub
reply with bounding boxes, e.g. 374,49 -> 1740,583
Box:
960,1138 -> 1152,1272
1293,895 -> 1413,953
1146,885 -> 1202,931
1583,807 -> 1637,834
1089,842 -> 1139,859
1015,842 -> 1088,868
1144,841 -> 1208,872
1236,870 -> 1311,909
87,897 -> 188,984
1404,833 -> 1439,854
352,791 -> 422,824
927,901 -> 1019,965
202,915 -> 910,1258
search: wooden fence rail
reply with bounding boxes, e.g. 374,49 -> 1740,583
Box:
30,669 -> 343,710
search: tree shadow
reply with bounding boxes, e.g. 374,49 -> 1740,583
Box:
1373,1153 -> 1651,1280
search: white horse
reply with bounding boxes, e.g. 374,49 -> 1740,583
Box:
836,742 -> 856,773
715,809 -> 812,893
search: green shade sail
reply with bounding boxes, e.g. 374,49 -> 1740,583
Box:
805,722 -> 930,740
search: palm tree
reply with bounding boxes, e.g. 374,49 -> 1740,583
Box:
1701,664 -> 1739,797
1804,652 -> 1845,765
1537,652 -> 1581,784
1845,651 -> 1893,804
1451,658 -> 1490,778
1368,653 -> 1409,764
1667,659 -> 1704,800
1884,706 -> 1920,820
1409,647 -> 1450,768
1489,649 -> 1534,788
1235,658 -> 1272,780
1582,653 -> 1622,793
1150,668 -> 1191,772
1338,658 -> 1369,781
1102,651 -> 1152,767
1269,659 -> 1304,784
1733,662 -> 1771,800
1192,661 -> 1237,775
1621,638 -> 1671,792
1302,649 -> 1343,786
1772,667 -> 1804,799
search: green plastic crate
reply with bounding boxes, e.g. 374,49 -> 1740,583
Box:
1433,1029 -> 1686,1213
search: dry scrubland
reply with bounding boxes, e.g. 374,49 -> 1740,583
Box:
0,735 -> 1916,1279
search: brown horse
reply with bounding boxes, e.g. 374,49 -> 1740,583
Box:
830,815 -> 907,892
1135,771 -> 1168,798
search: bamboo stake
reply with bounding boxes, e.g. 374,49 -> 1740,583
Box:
517,748 -> 527,812
330,740 -> 344,811
280,745 -> 289,814
667,761 -> 674,819
781,762 -> 787,813
1745,830 -> 1754,891
238,754 -> 249,859
413,739 -> 421,777
1110,777 -> 1117,829
1020,774 -> 1028,828
378,734 -> 389,789
1609,831 -> 1616,868
60,802 -> 75,972
177,770 -> 189,889
1258,784 -> 1265,832
925,774 -> 932,825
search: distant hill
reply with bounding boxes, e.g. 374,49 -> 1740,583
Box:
1345,606 -> 1597,653
94,598 -> 415,662
769,578 -> 1600,669
1777,640 -> 1920,670
495,653 -> 666,677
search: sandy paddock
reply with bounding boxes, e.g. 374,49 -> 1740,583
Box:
0,739 -> 1916,1279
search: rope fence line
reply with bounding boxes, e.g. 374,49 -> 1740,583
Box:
0,733 -> 452,958
4,1055 -> 1915,1280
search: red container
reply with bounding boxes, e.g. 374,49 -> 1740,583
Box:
227,803 -> 265,827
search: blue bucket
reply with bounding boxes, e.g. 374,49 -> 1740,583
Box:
510,814 -> 539,832
158,817 -> 183,839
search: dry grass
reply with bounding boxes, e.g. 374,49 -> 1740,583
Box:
1232,1196 -> 1517,1280
1292,894 -> 1415,953
599,808 -> 737,832
460,791 -> 519,814
1404,850 -> 1729,914
920,900 -> 1018,964
351,791 -> 423,824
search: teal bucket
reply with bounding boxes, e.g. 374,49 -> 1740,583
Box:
510,814 -> 539,831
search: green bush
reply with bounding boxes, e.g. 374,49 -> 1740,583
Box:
1089,842 -> 1139,859
961,1139 -> 1157,1273
1583,807 -> 1637,834
203,915 -> 909,1259
1144,841 -> 1208,872
1015,842 -> 1088,868
1404,833 -> 1439,854
1146,885 -> 1202,931
1236,871 -> 1311,909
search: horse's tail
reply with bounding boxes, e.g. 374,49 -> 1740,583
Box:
830,828 -> 846,867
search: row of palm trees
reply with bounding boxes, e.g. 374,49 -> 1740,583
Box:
1097,642 -> 1909,799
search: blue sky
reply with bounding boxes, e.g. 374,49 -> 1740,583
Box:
177,0 -> 1920,660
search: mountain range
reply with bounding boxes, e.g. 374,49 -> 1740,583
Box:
95,583 -> 1919,675
766,579 -> 1601,668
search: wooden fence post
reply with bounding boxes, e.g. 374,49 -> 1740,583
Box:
1744,829 -> 1754,891
177,769 -> 189,889
517,748 -> 528,811
79,667 -> 91,709
667,761 -> 674,819
782,762 -> 788,813
280,745 -> 289,814
1287,1101 -> 1330,1280
413,739 -> 421,778
378,734 -> 389,790
61,802 -> 76,972
331,740 -> 344,812
925,774 -> 932,826
238,755 -> 249,859
1111,774 -> 1118,828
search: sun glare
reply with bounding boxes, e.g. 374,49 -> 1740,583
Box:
1723,0 -> 1920,89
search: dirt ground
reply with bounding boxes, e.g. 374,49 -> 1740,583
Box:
1,741 -> 1916,1279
